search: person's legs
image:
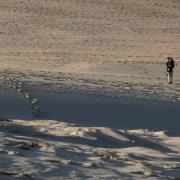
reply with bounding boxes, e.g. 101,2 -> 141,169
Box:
170,72 -> 173,84
167,72 -> 173,84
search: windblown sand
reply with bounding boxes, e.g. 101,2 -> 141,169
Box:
0,0 -> 180,179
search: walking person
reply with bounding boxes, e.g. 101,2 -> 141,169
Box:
166,57 -> 175,84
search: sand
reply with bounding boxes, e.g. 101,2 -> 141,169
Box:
0,0 -> 180,179
1,118 -> 180,179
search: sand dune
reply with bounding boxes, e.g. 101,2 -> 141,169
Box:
0,71 -> 180,179
0,0 -> 180,101
0,118 -> 180,179
0,0 -> 180,71
0,0 -> 180,179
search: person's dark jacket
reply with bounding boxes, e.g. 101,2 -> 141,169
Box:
167,59 -> 175,72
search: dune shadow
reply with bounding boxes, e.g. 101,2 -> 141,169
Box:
115,130 -> 176,154
0,81 -> 180,136
0,121 -> 177,154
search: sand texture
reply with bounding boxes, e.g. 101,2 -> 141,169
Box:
0,0 -> 180,179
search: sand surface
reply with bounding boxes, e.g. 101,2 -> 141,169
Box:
0,0 -> 180,103
0,0 -> 180,179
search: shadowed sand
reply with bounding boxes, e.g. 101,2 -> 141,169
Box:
0,0 -> 180,179
0,81 -> 180,179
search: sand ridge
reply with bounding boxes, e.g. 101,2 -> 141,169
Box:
1,118 -> 180,179
0,0 -> 180,179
